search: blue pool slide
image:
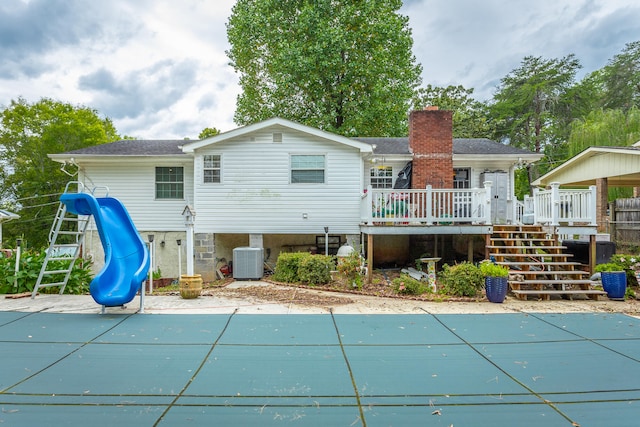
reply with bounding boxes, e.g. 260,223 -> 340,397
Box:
60,193 -> 149,307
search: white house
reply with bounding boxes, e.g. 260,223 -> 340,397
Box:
50,109 -> 545,281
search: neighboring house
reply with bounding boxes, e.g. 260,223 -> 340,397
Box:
50,109 -> 545,281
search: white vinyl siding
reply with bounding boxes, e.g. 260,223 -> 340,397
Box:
193,128 -> 364,234
78,160 -> 193,231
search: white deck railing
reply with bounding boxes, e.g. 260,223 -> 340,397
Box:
362,183 -> 492,225
364,182 -> 597,227
525,183 -> 597,226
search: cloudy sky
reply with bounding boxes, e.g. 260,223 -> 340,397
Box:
1,0 -> 639,140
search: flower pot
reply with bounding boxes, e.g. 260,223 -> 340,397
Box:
601,271 -> 626,300
485,276 -> 508,303
179,274 -> 202,299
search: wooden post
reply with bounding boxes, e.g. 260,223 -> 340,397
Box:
366,233 -> 374,284
485,233 -> 491,259
589,234 -> 596,275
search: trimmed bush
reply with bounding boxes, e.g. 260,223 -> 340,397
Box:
438,262 -> 484,297
272,252 -> 310,283
298,255 -> 335,286
272,252 -> 335,285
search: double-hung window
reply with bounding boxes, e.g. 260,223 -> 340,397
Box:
203,154 -> 221,183
291,155 -> 325,183
155,167 -> 184,199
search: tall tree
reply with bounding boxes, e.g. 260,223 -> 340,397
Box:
490,55 -> 581,154
0,98 -> 119,248
599,40 -> 640,111
412,84 -> 494,138
226,0 -> 422,137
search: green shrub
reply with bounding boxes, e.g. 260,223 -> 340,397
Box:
479,260 -> 509,278
272,252 -> 309,283
0,249 -> 92,295
438,262 -> 484,297
392,273 -> 429,295
298,255 -> 335,286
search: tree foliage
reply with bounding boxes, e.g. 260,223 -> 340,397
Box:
198,127 -> 221,139
0,98 -> 119,248
413,84 -> 494,138
226,0 -> 422,137
599,41 -> 640,111
568,107 -> 640,156
490,54 -> 582,154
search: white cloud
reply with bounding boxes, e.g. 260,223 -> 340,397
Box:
1,0 -> 639,139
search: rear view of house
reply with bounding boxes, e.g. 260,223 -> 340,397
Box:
50,109 -> 544,281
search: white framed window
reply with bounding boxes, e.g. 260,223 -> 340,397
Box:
155,167 -> 184,199
453,168 -> 471,189
203,154 -> 221,183
370,166 -> 393,188
291,154 -> 325,183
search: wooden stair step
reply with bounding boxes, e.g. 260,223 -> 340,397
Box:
487,245 -> 566,250
498,261 -> 582,267
491,252 -> 572,258
493,225 -> 544,231
492,232 -> 549,238
509,270 -> 588,276
511,289 -> 605,295
508,279 -> 595,285
510,289 -> 607,301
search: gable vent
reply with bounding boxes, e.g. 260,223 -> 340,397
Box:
273,132 -> 283,143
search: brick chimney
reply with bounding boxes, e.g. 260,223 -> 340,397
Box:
409,107 -> 453,189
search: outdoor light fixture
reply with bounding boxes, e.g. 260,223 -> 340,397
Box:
176,239 -> 182,246
148,234 -> 154,243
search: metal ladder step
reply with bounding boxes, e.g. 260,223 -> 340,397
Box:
32,193 -> 90,299
41,269 -> 74,276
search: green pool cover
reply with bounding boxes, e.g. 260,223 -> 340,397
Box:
1,311 -> 638,426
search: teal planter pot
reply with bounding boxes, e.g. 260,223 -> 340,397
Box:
601,271 -> 627,300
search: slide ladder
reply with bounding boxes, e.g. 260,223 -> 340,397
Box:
31,197 -> 90,298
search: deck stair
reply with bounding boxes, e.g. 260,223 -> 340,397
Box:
487,225 -> 606,301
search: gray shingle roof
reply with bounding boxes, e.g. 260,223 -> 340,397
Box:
61,140 -> 187,156
352,137 -> 537,156
60,136 -> 535,158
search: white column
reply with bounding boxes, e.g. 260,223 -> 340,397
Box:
186,223 -> 194,276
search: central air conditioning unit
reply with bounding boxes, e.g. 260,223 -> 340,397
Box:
233,247 -> 264,280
